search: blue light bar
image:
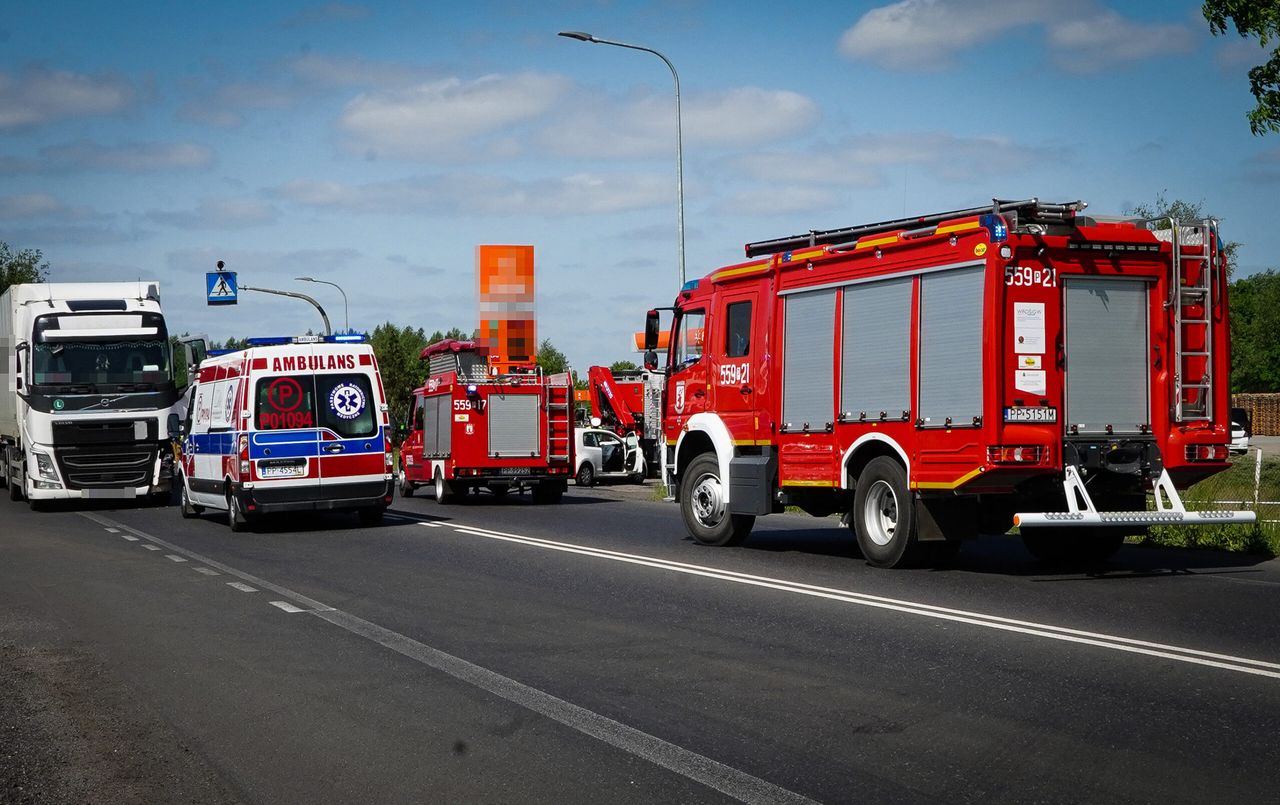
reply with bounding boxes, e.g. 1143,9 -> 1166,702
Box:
244,334 -> 367,346
680,279 -> 700,292
246,336 -> 293,346
979,214 -> 1008,243
329,334 -> 366,343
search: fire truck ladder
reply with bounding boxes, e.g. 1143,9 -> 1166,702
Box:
545,379 -> 573,462
743,198 -> 1086,258
1157,218 -> 1218,422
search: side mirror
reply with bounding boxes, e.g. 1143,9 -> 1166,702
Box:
644,309 -> 660,351
643,349 -> 659,371
167,412 -> 182,438
15,341 -> 28,390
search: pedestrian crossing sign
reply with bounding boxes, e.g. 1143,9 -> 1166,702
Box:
206,271 -> 238,306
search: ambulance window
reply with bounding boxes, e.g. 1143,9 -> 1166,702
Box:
317,374 -> 377,438
255,375 -> 317,430
725,301 -> 751,358
675,310 -> 705,369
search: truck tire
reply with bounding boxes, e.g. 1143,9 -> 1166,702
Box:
6,447 -> 23,502
399,468 -> 414,498
851,456 -> 920,568
680,454 -> 754,547
533,480 -> 565,504
576,462 -> 595,487
434,472 -> 464,505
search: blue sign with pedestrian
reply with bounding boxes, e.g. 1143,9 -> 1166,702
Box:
206,271 -> 237,306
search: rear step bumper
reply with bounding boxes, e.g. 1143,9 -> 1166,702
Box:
1014,466 -> 1257,528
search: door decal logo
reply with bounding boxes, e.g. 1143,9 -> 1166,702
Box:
329,382 -> 366,420
675,380 -> 686,414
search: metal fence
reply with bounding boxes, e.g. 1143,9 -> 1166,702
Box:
1148,448 -> 1280,554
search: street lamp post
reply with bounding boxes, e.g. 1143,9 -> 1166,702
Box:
296,277 -> 349,333
240,286 -> 331,336
558,30 -> 686,286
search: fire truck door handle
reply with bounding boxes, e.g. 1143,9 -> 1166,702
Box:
693,388 -> 706,399
323,444 -> 345,454
740,385 -> 752,395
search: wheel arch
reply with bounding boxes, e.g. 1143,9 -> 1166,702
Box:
674,413 -> 734,502
841,433 -> 910,491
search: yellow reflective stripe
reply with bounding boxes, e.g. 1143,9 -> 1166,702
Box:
856,234 -> 898,250
912,467 -> 983,490
733,439 -> 774,446
785,249 -> 825,261
782,479 -> 835,487
711,261 -> 770,282
936,221 -> 982,235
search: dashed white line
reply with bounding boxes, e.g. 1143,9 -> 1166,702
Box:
141,544 -> 162,551
165,554 -> 188,563
104,527 -> 120,533
268,600 -> 306,613
226,582 -> 258,593
416,521 -> 443,528
119,534 -> 139,542
192,567 -> 221,576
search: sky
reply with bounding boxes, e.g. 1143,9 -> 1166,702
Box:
3,0 -> 1278,369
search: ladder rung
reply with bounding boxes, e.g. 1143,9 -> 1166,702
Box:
1180,351 -> 1210,357
1181,319 -> 1209,325
1182,383 -> 1211,389
1180,286 -> 1208,294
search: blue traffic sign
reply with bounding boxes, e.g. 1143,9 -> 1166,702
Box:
206,271 -> 238,306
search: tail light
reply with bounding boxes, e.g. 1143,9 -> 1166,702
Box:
1185,444 -> 1228,462
987,445 -> 1042,464
239,434 -> 250,475
384,435 -> 393,470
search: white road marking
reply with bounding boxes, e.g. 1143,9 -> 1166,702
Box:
141,544 -> 162,551
268,600 -> 306,613
119,534 -> 139,542
193,567 -> 220,576
226,582 -> 258,593
441,523 -> 1280,680
165,554 -> 188,563
104,527 -> 119,533
416,521 -> 443,528
77,512 -> 815,805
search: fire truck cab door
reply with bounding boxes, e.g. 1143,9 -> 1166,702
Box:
711,289 -> 760,439
669,307 -> 709,431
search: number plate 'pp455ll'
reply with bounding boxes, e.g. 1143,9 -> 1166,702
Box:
1004,406 -> 1057,423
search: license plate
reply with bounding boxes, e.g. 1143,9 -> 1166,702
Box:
498,467 -> 532,476
259,461 -> 305,478
1003,406 -> 1057,423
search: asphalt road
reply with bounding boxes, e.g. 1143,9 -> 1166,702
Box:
2,482 -> 1279,804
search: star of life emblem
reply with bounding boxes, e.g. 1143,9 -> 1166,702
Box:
329,382 -> 366,420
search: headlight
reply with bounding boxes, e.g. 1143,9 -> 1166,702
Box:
32,450 -> 58,480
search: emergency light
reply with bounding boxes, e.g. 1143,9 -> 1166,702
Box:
246,334 -> 368,346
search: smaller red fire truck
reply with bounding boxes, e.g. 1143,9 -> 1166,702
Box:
398,339 -> 573,503
642,198 -> 1255,567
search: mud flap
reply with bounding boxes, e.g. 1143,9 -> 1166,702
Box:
729,454 -> 776,516
914,495 -> 978,542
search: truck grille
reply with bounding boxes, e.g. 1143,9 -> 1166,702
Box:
55,446 -> 156,489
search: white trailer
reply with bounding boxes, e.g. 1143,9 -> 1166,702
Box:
1,282 -> 183,508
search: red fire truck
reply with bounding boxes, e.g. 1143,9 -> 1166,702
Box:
582,364 -> 663,476
642,198 -> 1255,567
398,339 -> 574,503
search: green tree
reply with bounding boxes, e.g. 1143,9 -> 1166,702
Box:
1,241 -> 50,296
609,360 -> 638,372
1124,194 -> 1240,275
369,322 -> 430,427
1228,270 -> 1280,392
535,338 -> 568,375
1204,0 -> 1280,134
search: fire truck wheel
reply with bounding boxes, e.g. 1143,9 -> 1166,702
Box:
399,471 -> 414,498
434,472 -> 466,504
681,454 -> 754,547
576,463 -> 595,487
852,457 -> 920,568
533,480 -> 565,504
1021,528 -> 1125,565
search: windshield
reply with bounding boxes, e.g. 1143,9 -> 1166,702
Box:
31,339 -> 173,388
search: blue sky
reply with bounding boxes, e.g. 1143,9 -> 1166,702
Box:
3,0 -> 1277,368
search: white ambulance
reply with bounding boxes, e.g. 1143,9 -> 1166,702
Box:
177,335 -> 394,531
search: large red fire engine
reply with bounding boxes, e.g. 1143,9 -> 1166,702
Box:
642,198 -> 1255,567
398,339 -> 574,503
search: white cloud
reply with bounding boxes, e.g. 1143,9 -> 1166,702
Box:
275,171 -> 669,216
715,186 -> 839,216
840,1 -> 1192,71
147,198 -> 279,229
285,53 -> 436,89
178,82 -> 297,128
541,86 -> 819,159
339,73 -> 569,160
0,66 -> 136,130
166,246 -> 364,279
736,132 -> 1065,186
33,140 -> 214,172
0,193 -> 65,219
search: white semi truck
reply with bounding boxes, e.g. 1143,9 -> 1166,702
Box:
1,282 -> 183,508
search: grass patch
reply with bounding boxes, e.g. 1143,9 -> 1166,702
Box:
1143,450 -> 1280,556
